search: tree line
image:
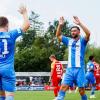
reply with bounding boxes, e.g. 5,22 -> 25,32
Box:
14,11 -> 100,72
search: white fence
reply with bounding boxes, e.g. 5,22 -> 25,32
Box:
16,72 -> 50,76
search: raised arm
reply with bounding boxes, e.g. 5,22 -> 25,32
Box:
73,16 -> 90,41
56,17 -> 65,42
18,5 -> 30,32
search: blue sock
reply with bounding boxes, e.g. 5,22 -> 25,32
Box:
91,86 -> 95,95
0,96 -> 5,100
81,94 -> 87,100
5,96 -> 14,100
57,90 -> 66,100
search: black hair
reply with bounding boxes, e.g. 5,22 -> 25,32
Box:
89,55 -> 94,61
70,26 -> 80,31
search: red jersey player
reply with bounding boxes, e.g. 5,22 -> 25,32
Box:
49,55 -> 63,100
93,61 -> 100,90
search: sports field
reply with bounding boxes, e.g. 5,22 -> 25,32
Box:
15,91 -> 100,100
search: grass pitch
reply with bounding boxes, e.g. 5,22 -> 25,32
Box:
15,91 -> 100,100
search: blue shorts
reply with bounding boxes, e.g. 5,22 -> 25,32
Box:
0,67 -> 16,92
62,67 -> 85,88
85,72 -> 96,85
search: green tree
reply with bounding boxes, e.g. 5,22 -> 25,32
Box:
15,11 -> 47,72
15,11 -> 100,72
85,45 -> 100,63
45,20 -> 70,60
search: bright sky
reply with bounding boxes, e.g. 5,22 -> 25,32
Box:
0,0 -> 100,47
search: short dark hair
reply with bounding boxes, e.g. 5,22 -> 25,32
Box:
70,26 -> 80,31
89,55 -> 94,61
0,16 -> 8,27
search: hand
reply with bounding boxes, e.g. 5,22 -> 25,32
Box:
48,81 -> 51,85
73,16 -> 81,25
59,16 -> 65,26
18,5 -> 27,15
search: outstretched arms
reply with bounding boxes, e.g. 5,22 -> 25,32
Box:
18,5 -> 30,32
56,17 -> 65,42
73,16 -> 90,41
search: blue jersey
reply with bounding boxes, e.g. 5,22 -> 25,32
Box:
85,61 -> 96,85
86,61 -> 94,72
62,35 -> 87,68
0,28 -> 22,68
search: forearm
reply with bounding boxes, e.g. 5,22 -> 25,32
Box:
22,12 -> 30,32
49,76 -> 51,82
56,25 -> 62,41
49,71 -> 52,82
79,22 -> 90,40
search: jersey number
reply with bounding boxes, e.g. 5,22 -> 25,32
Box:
56,64 -> 62,75
2,39 -> 9,55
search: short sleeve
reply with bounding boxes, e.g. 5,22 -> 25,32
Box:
62,35 -> 69,46
90,64 -> 94,69
9,28 -> 23,40
51,62 -> 55,69
81,37 -> 88,46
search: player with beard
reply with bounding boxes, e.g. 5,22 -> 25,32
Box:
56,16 -> 90,100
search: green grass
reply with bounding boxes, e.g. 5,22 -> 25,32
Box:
15,91 -> 100,100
